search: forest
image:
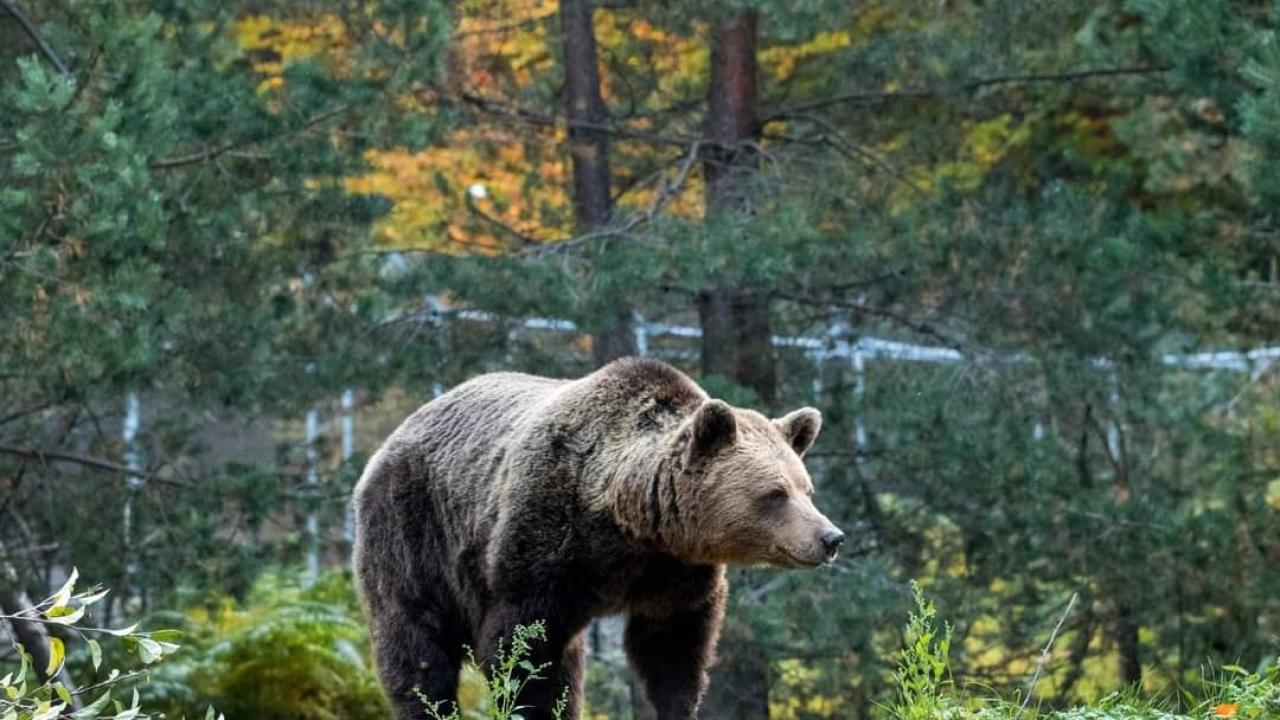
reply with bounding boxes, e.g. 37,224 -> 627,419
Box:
2,0 -> 1278,718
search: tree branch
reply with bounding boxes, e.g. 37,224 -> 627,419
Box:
785,112 -> 928,196
0,444 -> 186,487
1016,592 -> 1079,718
520,140 -> 702,257
0,399 -> 58,427
441,88 -> 697,149
766,65 -> 1171,120
149,104 -> 351,170
464,194 -> 541,248
1,2 -> 73,77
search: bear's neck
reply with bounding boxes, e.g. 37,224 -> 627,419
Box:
605,430 -> 693,557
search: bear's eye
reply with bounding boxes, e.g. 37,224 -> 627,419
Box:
762,488 -> 789,504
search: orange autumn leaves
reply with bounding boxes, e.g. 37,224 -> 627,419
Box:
343,0 -> 716,253
344,127 -> 572,253
236,13 -> 353,92
231,2 -> 864,253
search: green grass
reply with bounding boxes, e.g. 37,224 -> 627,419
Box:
889,583 -> 1279,720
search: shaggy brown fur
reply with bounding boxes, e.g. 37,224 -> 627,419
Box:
354,358 -> 842,720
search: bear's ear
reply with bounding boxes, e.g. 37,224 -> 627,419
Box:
775,407 -> 822,457
683,399 -> 738,467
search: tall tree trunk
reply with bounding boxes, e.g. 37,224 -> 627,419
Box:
1115,601 -> 1142,686
697,9 -> 775,404
561,0 -> 636,365
0,538 -> 81,706
698,10 -> 774,719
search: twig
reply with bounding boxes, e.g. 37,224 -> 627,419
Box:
777,291 -> 965,351
1016,592 -> 1079,718
766,65 -> 1171,120
786,112 -> 927,196
443,88 -> 697,149
465,195 -> 541,247
71,669 -> 149,697
0,398 -> 58,426
149,104 -> 351,169
519,140 -> 702,257
1,2 -> 73,77
0,444 -> 186,487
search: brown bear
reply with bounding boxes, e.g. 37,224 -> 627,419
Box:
353,358 -> 844,720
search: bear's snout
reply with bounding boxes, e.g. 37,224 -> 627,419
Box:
820,528 -> 845,558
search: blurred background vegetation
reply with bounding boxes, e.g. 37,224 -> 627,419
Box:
2,0 -> 1278,717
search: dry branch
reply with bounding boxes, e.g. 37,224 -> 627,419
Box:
1016,592 -> 1079,718
1,1 -> 72,76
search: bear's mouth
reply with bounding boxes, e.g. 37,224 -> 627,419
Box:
774,547 -> 826,568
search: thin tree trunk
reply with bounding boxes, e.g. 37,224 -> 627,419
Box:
1115,601 -> 1142,687
696,289 -> 775,403
699,10 -> 774,719
561,0 -> 636,365
0,538 -> 81,705
698,8 -> 775,404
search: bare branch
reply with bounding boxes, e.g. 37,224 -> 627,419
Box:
0,398 -> 58,427
0,444 -> 186,487
785,112 -> 927,196
1,2 -> 73,77
766,65 -> 1171,120
1016,592 -> 1079,718
149,104 -> 351,170
441,88 -> 697,149
520,140 -> 702,257
465,194 -> 541,248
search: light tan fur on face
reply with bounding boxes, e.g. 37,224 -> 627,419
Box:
654,403 -> 840,567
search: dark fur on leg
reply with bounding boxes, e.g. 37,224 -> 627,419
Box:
367,602 -> 465,720
626,578 -> 727,720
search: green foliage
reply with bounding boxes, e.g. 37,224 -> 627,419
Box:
888,589 -> 1280,720
419,621 -> 568,720
4,0 -> 1280,716
142,571 -> 386,720
0,571 -> 201,720
892,582 -> 955,720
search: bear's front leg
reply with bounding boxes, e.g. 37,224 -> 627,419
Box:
479,604 -> 586,720
625,580 -> 727,720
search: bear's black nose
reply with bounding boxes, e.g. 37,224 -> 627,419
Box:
821,529 -> 845,553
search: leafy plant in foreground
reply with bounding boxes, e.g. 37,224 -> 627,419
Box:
419,620 -> 567,720
889,586 -> 1280,720
0,569 -> 206,720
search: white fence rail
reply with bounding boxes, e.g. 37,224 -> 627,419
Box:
113,303 -> 1272,571
448,303 -> 1278,372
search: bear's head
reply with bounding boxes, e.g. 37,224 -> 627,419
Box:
670,399 -> 844,568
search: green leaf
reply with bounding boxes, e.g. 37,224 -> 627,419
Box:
46,605 -> 85,625
32,700 -> 66,720
148,629 -> 182,643
135,636 -> 162,664
103,623 -> 139,637
70,689 -> 112,719
75,588 -> 110,607
87,639 -> 102,673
